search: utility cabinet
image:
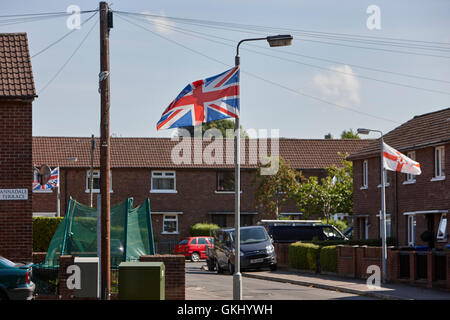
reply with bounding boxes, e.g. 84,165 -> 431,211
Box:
73,257 -> 100,298
118,261 -> 165,300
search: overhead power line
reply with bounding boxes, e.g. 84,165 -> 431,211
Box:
116,11 -> 450,52
123,13 -> 450,96
115,13 -> 400,125
31,11 -> 98,59
38,16 -> 99,95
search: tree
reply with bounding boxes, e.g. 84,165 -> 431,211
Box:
253,157 -> 302,219
295,153 -> 353,222
176,119 -> 247,138
340,128 -> 360,139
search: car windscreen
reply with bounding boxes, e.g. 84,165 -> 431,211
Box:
231,228 -> 269,244
0,256 -> 15,267
322,226 -> 345,239
178,239 -> 189,245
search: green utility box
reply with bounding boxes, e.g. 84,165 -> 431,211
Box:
118,262 -> 165,300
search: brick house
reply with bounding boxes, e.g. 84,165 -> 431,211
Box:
0,33 -> 36,262
348,108 -> 450,248
32,137 -> 370,244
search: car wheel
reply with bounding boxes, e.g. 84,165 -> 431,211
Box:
207,258 -> 215,271
270,264 -> 277,271
191,252 -> 200,262
216,260 -> 224,274
228,261 -> 235,275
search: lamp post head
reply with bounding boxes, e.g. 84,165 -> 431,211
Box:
357,128 -> 371,135
266,34 -> 293,47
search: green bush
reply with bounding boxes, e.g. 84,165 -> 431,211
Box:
33,217 -> 63,252
288,242 -> 320,271
190,223 -> 220,237
319,245 -> 338,273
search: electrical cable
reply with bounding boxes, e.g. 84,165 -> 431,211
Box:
38,16 -> 98,95
116,13 -> 401,124
124,14 -> 450,96
31,11 -> 98,59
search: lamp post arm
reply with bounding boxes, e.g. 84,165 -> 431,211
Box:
235,37 -> 267,66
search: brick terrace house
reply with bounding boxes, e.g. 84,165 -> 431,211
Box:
348,108 -> 450,249
32,137 -> 370,245
0,33 -> 36,261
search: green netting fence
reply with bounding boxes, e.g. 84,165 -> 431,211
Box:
32,197 -> 155,295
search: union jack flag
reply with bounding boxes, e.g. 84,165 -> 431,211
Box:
32,167 -> 59,191
157,67 -> 239,131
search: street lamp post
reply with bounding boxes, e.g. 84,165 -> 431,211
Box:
234,35 -> 293,300
357,128 -> 387,284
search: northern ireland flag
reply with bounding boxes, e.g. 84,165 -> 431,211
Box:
383,142 -> 421,175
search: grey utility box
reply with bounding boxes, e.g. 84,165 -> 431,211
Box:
118,261 -> 165,300
73,257 -> 100,298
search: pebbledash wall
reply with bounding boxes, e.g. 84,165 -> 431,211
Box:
0,33 -> 36,262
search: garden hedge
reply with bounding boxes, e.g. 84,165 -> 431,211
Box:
319,245 -> 338,273
288,242 -> 320,271
32,217 -> 63,252
190,223 -> 220,237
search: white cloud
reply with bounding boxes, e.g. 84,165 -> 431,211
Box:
313,65 -> 361,106
141,11 -> 176,35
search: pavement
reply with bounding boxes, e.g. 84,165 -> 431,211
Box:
239,268 -> 450,300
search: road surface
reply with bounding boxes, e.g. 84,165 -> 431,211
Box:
185,261 -> 375,300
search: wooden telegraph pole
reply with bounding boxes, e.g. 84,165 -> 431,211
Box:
99,1 -> 112,300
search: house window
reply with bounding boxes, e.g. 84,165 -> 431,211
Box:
407,215 -> 416,247
151,171 -> 176,192
241,215 -> 253,227
362,160 -> 368,189
86,170 -> 112,193
216,171 -> 234,192
359,217 -> 369,240
436,213 -> 447,241
211,214 -> 227,227
434,146 -> 445,179
379,214 -> 391,238
86,170 -> 101,192
163,214 -> 178,234
405,151 -> 416,182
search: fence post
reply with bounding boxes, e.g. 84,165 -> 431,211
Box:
409,251 -> 416,285
427,251 -> 434,288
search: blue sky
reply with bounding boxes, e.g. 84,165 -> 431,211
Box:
2,0 -> 449,140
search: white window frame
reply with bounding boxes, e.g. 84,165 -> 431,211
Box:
162,214 -> 179,234
407,215 -> 416,247
377,213 -> 391,238
85,170 -> 113,193
150,171 -> 177,193
359,217 -> 369,240
361,160 -> 368,190
404,151 -> 417,184
432,146 -> 445,181
377,169 -> 391,188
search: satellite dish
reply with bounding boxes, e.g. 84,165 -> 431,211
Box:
39,165 -> 51,186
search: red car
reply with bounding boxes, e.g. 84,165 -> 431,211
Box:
174,237 -> 214,262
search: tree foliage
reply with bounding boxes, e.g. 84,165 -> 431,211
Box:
253,157 -> 302,219
176,119 -> 247,138
340,128 -> 360,139
295,153 -> 353,221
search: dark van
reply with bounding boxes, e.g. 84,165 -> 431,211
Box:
206,226 -> 277,273
267,223 -> 347,243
